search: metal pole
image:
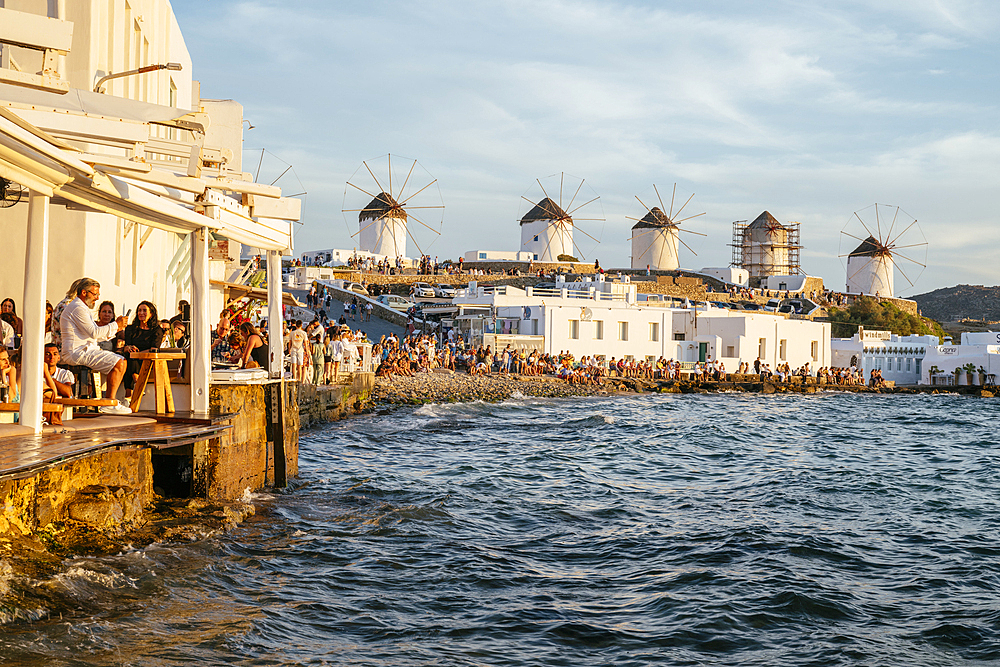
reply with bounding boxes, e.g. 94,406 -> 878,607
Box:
21,192 -> 50,433
190,227 -> 210,412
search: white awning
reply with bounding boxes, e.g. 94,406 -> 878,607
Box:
0,105 -> 294,250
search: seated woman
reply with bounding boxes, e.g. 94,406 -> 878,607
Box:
1,298 -> 23,336
238,321 -> 268,369
122,301 -> 165,395
96,301 -> 120,352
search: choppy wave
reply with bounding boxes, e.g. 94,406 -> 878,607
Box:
2,392 -> 999,665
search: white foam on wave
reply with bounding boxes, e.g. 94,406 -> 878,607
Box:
50,564 -> 139,592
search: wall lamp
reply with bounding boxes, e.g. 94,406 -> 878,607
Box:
94,62 -> 183,93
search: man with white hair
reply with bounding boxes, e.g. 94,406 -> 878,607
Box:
61,277 -> 131,414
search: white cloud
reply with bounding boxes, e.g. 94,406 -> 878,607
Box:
169,0 -> 1000,290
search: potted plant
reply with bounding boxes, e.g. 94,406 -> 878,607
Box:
978,366 -> 987,387
954,366 -> 964,385
963,362 -> 977,386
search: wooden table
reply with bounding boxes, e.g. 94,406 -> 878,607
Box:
129,351 -> 186,414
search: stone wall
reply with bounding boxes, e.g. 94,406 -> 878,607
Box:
205,382 -> 300,499
0,448 -> 152,537
299,372 -> 374,428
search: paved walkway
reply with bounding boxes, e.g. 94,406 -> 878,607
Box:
286,288 -> 404,343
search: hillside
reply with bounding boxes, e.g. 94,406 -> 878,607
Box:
910,285 -> 1000,323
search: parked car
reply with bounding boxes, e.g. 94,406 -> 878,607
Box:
741,302 -> 762,311
343,281 -> 369,297
434,283 -> 457,298
376,294 -> 413,310
411,282 -> 435,299
764,298 -> 780,312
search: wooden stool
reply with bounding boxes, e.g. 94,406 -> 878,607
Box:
129,351 -> 186,414
63,364 -> 101,399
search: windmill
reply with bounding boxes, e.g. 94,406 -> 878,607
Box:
341,154 -> 444,260
0,177 -> 25,208
731,211 -> 801,278
627,184 -> 705,270
519,172 -> 604,262
840,203 -> 927,297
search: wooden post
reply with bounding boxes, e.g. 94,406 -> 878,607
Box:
266,380 -> 286,487
20,191 -> 50,433
266,249 -> 283,379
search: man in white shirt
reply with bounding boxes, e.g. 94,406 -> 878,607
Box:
0,317 -> 13,349
60,278 -> 130,413
43,343 -> 74,397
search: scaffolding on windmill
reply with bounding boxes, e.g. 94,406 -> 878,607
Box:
730,211 -> 802,279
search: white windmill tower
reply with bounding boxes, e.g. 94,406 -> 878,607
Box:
627,184 -> 705,270
841,204 -> 927,297
342,154 -> 444,260
519,173 -> 604,262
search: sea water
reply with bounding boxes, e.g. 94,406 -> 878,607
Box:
2,392 -> 999,666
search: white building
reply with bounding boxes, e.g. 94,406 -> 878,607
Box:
520,197 -> 573,262
464,249 -> 534,263
831,329 -> 937,385
845,236 -> 893,297
452,276 -> 830,370
300,247 -> 416,268
700,267 -> 749,287
921,332 -> 1000,385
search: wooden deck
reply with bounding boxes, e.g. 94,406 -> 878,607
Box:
0,420 -> 231,481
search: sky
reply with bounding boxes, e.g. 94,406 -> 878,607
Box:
170,0 -> 1000,296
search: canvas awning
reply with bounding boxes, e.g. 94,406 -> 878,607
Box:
211,280 -> 302,307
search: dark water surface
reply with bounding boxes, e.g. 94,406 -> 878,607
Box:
2,392 -> 1000,666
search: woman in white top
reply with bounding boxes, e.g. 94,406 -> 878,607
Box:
327,332 -> 344,382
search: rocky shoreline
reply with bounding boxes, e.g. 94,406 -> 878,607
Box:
372,371 -> 614,404
371,371 -> 997,406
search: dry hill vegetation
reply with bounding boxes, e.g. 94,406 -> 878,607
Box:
910,285 -> 1000,324
828,296 -> 945,340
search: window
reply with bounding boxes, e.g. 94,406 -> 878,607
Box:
779,339 -> 787,361
810,341 -> 818,361
533,254 -> 538,261
898,357 -> 903,371
532,319 -> 538,335
673,332 -> 685,341
569,320 -> 579,339
479,252 -> 487,259
594,320 -> 604,340
618,322 -> 628,341
649,322 -> 659,342
726,346 -> 735,357
907,358 -> 912,372
533,235 -> 539,242
759,338 -> 767,359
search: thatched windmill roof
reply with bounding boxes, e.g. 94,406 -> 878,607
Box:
746,211 -> 783,230
520,197 -> 570,225
360,192 -> 407,222
849,235 -> 886,258
631,206 -> 674,230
